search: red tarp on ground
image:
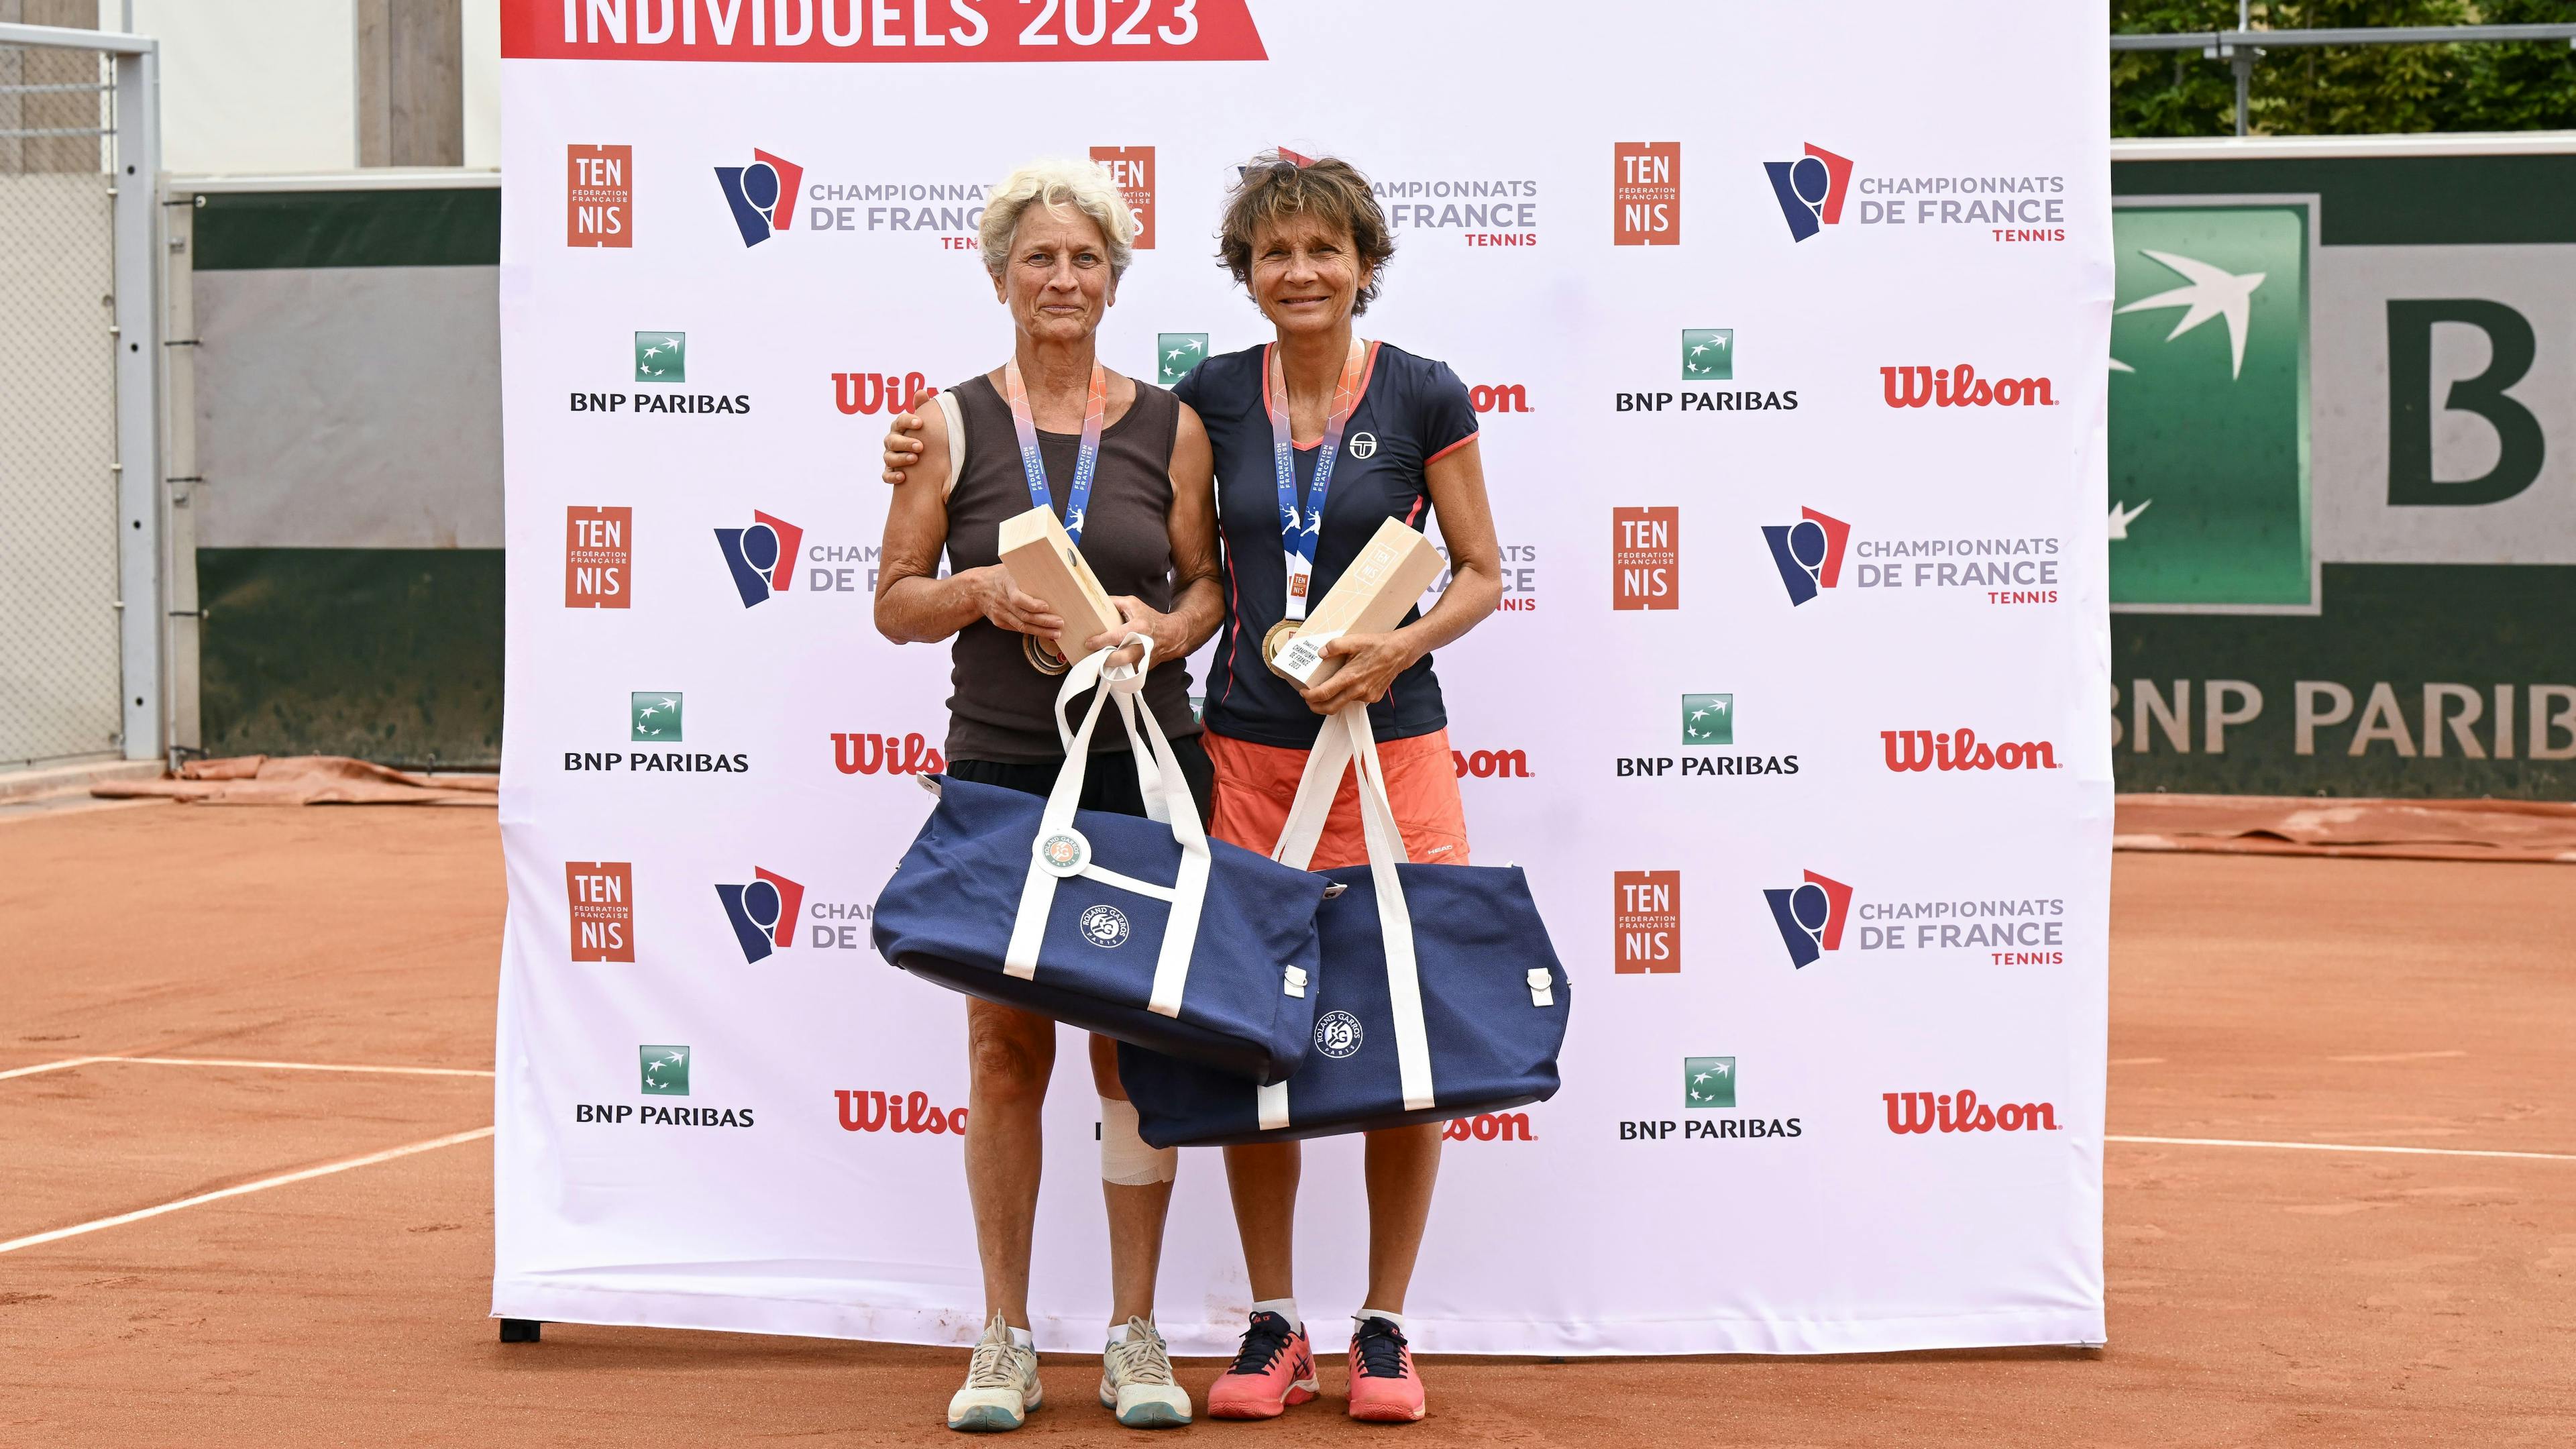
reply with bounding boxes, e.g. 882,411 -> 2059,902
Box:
2115,794 -> 2576,864
93,756 -> 498,806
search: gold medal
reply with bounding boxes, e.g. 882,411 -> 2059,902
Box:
1261,619 -> 1304,682
1023,633 -> 1071,676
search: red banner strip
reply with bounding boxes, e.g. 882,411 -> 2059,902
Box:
505,0 -> 1267,62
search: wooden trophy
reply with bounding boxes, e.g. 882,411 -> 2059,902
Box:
1267,517 -> 1446,687
996,505 -> 1128,674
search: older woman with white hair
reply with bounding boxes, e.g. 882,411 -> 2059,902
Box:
873,157 -> 1222,1434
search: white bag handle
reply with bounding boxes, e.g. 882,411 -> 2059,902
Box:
1002,637 -> 1211,1020
1256,704 -> 1436,1130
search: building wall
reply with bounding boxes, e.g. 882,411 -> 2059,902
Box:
88,1 -> 501,174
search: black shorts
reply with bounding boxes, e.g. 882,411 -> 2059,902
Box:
947,735 -> 1216,827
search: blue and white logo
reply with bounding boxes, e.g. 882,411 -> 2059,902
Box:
1314,1010 -> 1363,1059
1079,904 -> 1130,948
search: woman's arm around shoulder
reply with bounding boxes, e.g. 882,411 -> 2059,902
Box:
873,400 -> 1062,645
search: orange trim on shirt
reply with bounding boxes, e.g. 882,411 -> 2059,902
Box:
1424,429 -> 1480,466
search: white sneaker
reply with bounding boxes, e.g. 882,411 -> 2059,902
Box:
948,1313 -> 1043,1432
1098,1315 -> 1193,1429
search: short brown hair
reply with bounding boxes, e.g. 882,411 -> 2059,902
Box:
1217,152 -> 1394,317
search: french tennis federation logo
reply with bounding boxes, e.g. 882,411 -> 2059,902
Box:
1613,870 -> 1679,973
1079,904 -> 1130,948
564,506 -> 631,608
567,861 -> 635,963
1612,142 -> 1680,246
1611,506 -> 1679,610
716,867 -> 804,963
1764,871 -> 1853,968
715,148 -> 804,247
715,510 -> 802,607
1761,508 -> 1851,605
1764,143 -> 1854,241
1089,146 -> 1155,248
566,144 -> 631,247
1315,1010 -> 1364,1059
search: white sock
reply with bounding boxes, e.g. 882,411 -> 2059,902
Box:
1009,1325 -> 1035,1352
1250,1296 -> 1302,1334
1354,1307 -> 1405,1334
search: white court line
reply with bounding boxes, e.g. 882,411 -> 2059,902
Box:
0,1126 -> 494,1256
0,1056 -> 105,1081
2110,1134 -> 2576,1163
2326,1049 -> 2467,1063
0,1055 -> 492,1081
111,1056 -> 494,1078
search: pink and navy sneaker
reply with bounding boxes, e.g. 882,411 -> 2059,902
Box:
1346,1316 -> 1427,1423
1205,1310 -> 1318,1419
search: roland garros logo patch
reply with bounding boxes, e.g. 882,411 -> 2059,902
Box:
1079,904 -> 1130,948
1315,1010 -> 1363,1059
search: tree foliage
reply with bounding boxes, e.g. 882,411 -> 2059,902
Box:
2111,1 -> 2576,135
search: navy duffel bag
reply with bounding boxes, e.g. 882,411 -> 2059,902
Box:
873,643 -> 1330,1084
1122,704 -> 1570,1144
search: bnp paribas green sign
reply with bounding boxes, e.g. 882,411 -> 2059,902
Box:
2109,204 -> 2312,611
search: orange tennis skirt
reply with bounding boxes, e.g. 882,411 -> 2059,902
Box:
1202,727 -> 1471,871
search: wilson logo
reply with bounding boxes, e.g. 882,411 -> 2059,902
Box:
1452,747 -> 1531,779
837,1089 -> 967,1135
1882,364 -> 2055,409
1469,383 -> 1531,414
1884,1089 -> 2060,1134
1442,1112 -> 1534,1142
833,370 -> 931,415
1882,729 -> 2059,773
831,732 -> 945,775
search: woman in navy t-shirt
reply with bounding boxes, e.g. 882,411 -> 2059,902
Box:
880,152 -> 1505,1426
1174,153 -> 1504,1427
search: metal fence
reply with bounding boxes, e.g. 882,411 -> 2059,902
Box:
0,39 -> 121,767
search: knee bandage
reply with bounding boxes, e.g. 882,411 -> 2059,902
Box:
1099,1096 -> 1176,1185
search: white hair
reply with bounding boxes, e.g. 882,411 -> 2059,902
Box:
979,158 -> 1136,283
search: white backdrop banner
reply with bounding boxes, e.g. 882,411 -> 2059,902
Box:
493,0 -> 2114,1356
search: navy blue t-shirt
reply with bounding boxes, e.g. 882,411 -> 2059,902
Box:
1175,341 -> 1479,749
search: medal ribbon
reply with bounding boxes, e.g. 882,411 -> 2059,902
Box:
1265,336 -> 1371,621
1002,360 -> 1108,545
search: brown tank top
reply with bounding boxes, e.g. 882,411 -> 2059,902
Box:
941,372 -> 1199,764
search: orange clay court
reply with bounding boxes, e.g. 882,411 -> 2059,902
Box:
1,799 -> 2570,1447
